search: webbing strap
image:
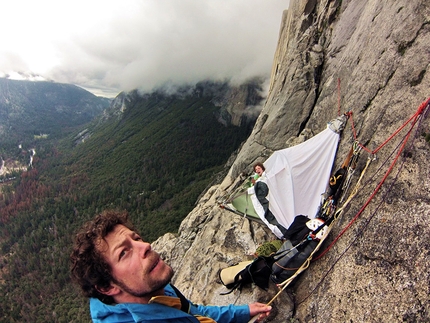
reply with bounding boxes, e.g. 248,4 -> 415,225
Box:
170,284 -> 191,314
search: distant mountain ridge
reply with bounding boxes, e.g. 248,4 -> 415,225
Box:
104,79 -> 264,126
0,78 -> 111,150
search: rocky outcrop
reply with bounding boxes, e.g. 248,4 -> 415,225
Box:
153,0 -> 430,322
212,78 -> 265,127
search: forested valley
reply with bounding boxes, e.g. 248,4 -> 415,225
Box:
0,80 -> 260,322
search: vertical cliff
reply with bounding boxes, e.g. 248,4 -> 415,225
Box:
153,0 -> 430,322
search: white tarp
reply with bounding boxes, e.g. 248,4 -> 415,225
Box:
262,126 -> 340,229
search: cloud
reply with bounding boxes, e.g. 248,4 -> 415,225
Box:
0,0 -> 288,97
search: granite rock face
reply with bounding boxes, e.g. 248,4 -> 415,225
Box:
153,0 -> 430,321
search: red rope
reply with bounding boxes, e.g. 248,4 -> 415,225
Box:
371,100 -> 428,154
314,97 -> 430,261
350,97 -> 430,154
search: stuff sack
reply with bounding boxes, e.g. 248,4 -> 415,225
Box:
219,256 -> 273,294
271,240 -> 298,276
270,215 -> 322,284
220,215 -> 327,292
254,240 -> 283,257
271,239 -> 318,284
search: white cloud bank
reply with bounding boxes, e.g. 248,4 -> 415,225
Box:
0,0 -> 288,97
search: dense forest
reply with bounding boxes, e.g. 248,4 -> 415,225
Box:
0,83 -> 259,322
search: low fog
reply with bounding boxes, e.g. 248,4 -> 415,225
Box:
1,1 -> 288,97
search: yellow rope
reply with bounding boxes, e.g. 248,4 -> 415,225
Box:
335,156 -> 373,218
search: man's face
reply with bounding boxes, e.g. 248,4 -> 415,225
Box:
98,224 -> 174,303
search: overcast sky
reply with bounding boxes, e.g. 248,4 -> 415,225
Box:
0,1 -> 288,98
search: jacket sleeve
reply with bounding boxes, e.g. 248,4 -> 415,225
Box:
165,284 -> 250,323
189,303 -> 250,323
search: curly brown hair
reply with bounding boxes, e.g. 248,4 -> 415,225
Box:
70,210 -> 134,304
253,162 -> 265,172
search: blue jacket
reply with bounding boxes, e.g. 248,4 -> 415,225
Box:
90,284 -> 250,323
